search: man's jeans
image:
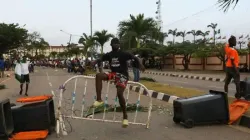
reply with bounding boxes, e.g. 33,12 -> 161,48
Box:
133,67 -> 140,82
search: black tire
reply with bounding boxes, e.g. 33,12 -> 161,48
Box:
235,93 -> 241,99
173,117 -> 181,124
184,119 -> 194,128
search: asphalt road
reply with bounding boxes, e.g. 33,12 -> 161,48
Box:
1,67 -> 249,140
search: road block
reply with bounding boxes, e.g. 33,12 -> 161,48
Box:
0,99 -> 14,138
56,75 -> 153,137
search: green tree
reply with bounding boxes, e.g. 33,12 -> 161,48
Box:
93,30 -> 114,54
78,33 -> 96,59
50,51 -> 58,59
176,31 -> 187,42
168,28 -> 178,44
120,31 -> 137,50
58,52 -> 67,59
197,30 -> 210,43
0,23 -> 28,56
68,47 -> 80,57
27,32 -> 49,56
174,42 -> 198,70
207,23 -> 220,45
118,14 -> 157,48
187,30 -> 200,43
218,0 -> 239,12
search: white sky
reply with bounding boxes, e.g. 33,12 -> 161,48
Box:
0,0 -> 250,52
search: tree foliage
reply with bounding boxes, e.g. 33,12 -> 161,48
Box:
0,23 -> 28,55
217,0 -> 239,12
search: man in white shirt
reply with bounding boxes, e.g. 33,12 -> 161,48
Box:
20,56 -> 30,96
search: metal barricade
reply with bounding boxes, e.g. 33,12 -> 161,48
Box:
56,75 -> 153,137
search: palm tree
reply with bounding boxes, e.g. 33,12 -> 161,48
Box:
197,30 -> 210,43
32,38 -> 49,56
176,31 -> 187,42
93,30 -> 114,54
118,14 -> 157,48
207,23 -> 220,45
187,30 -> 200,43
149,27 -> 168,45
168,28 -> 178,44
78,33 -> 95,60
217,0 -> 239,12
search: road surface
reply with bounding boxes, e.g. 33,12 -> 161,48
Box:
0,67 -> 249,140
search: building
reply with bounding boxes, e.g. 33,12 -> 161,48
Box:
29,45 -> 84,57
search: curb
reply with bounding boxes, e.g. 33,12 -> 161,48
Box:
86,74 -> 250,129
129,70 -> 227,83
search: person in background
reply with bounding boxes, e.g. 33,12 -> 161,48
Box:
0,57 -> 4,78
66,59 -> 71,73
20,56 -> 30,96
131,54 -> 141,82
224,35 -> 240,97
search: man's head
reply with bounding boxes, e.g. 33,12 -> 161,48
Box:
228,35 -> 237,47
111,38 -> 120,51
22,56 -> 27,63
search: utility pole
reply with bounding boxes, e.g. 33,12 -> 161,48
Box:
90,0 -> 93,36
90,0 -> 94,60
156,0 -> 163,32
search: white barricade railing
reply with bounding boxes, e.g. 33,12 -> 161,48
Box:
56,75 -> 153,137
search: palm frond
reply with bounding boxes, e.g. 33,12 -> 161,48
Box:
217,0 -> 239,12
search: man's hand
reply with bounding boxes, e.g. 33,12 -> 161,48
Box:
140,64 -> 145,72
98,67 -> 104,73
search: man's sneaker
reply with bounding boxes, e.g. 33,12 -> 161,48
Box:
122,119 -> 129,128
92,101 -> 104,108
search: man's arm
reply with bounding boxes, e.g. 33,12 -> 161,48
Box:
96,53 -> 109,73
126,53 -> 145,72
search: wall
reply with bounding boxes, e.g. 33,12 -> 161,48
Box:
162,54 -> 249,71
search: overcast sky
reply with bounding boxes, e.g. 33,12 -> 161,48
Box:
1,0 -> 250,52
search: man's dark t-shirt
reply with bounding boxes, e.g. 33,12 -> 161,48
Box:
101,50 -> 137,77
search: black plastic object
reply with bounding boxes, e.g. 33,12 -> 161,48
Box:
11,98 -> 56,133
173,90 -> 229,128
235,77 -> 250,100
0,99 -> 14,137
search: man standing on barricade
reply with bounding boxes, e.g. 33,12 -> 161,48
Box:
93,38 -> 145,127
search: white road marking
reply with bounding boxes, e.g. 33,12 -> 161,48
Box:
46,71 -> 55,97
46,72 -> 50,80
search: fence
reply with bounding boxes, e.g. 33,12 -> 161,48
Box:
55,75 -> 153,137
161,54 -> 249,70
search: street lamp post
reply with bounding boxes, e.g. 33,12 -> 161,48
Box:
60,30 -> 72,44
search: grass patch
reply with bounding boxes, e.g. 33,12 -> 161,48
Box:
84,69 -> 97,75
139,77 -> 156,82
140,80 -> 205,98
140,80 -> 250,117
